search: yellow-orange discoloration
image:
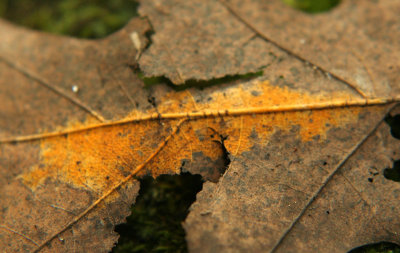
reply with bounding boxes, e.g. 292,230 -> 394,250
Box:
223,107 -> 364,155
19,79 -> 382,193
20,118 -> 224,194
21,120 -> 184,193
184,107 -> 366,156
154,80 -> 368,151
156,80 -> 361,114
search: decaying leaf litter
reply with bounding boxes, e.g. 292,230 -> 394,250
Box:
0,0 -> 399,252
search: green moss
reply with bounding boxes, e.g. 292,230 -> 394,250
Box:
0,0 -> 138,38
113,173 -> 203,253
282,0 -> 341,13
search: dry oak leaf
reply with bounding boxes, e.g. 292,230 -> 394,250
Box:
0,1 -> 399,253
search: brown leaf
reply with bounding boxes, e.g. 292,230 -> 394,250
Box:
0,1 -> 399,253
138,0 -> 272,84
218,0 -> 400,98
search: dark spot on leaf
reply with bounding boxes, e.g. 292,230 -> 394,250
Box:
368,167 -> 379,177
147,96 -> 157,108
268,51 -> 277,59
326,210 -> 330,214
312,134 -> 320,141
250,129 -> 258,139
368,178 -> 373,183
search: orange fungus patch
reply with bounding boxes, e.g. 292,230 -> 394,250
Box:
20,120 -> 185,193
220,107 -> 364,155
19,79 -> 378,193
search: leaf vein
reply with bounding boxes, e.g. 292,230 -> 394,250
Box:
1,98 -> 397,144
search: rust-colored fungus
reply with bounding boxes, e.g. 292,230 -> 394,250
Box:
20,80 -> 376,193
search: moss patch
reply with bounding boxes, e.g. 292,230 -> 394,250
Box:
282,0 -> 341,13
113,173 -> 203,253
0,0 -> 138,38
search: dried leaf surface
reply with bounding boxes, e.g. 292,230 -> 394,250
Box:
218,0 -> 400,98
185,104 -> 400,253
138,0 -> 273,84
138,0 -> 399,95
0,0 -> 399,253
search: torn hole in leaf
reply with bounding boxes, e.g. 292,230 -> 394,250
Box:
282,0 -> 341,13
112,173 -> 203,253
0,0 -> 139,38
383,113 -> 400,182
384,114 -> 400,140
219,134 -> 231,175
348,241 -> 400,253
113,135 -> 230,251
383,160 -> 400,182
138,70 -> 264,91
